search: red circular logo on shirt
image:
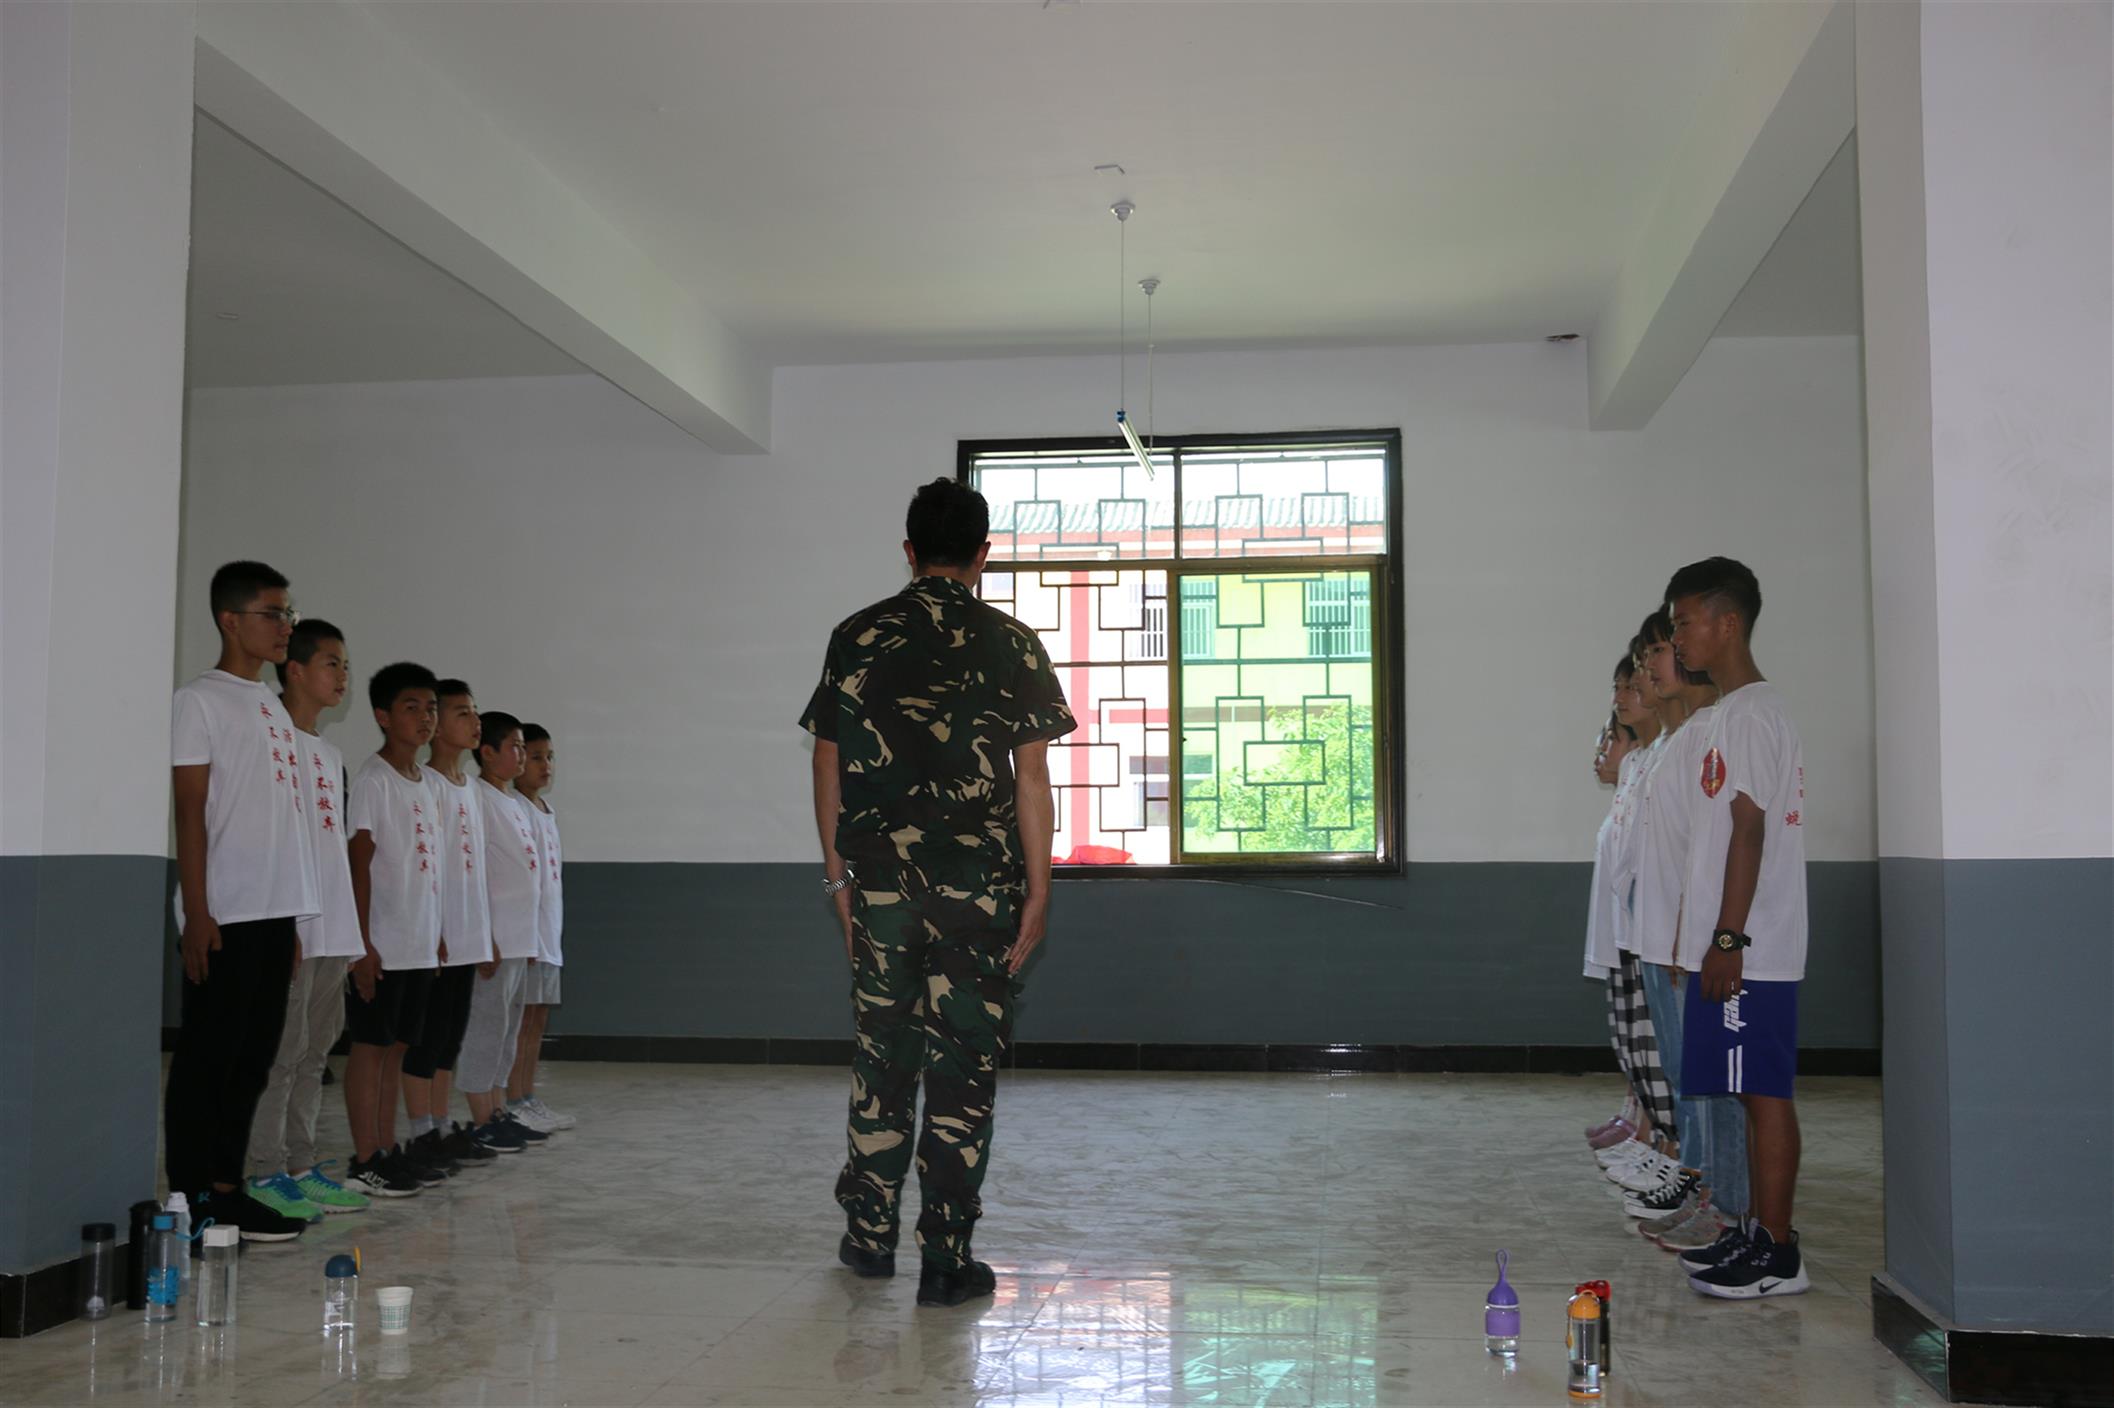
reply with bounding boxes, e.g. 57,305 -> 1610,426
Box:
1700,748 -> 1727,798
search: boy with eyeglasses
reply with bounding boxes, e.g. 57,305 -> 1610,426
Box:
243,620 -> 373,1222
165,560 -> 316,1242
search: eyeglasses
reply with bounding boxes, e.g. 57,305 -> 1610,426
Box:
237,608 -> 301,626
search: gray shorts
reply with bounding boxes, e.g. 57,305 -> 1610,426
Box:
456,957 -> 529,1094
523,961 -> 563,1006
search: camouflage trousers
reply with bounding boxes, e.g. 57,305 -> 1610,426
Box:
836,870 -> 1019,1271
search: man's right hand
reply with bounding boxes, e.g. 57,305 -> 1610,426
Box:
181,915 -> 222,984
352,951 -> 382,1001
833,888 -> 854,965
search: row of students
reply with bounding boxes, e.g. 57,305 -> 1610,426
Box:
1580,558 -> 1811,1300
164,561 -> 570,1241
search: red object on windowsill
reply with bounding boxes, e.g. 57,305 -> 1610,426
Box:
1057,845 -> 1134,866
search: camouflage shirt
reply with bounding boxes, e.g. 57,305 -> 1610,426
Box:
800,575 -> 1076,884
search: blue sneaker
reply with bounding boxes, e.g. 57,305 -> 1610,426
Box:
247,1172 -> 324,1224
1689,1225 -> 1810,1299
294,1163 -> 371,1214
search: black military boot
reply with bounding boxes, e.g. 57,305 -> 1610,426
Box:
916,1258 -> 996,1308
838,1235 -> 895,1279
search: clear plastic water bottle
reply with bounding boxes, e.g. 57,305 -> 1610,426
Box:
322,1254 -> 359,1336
79,1223 -> 116,1322
143,1216 -> 180,1324
1483,1249 -> 1520,1359
1566,1286 -> 1605,1400
194,1225 -> 238,1327
164,1192 -> 192,1243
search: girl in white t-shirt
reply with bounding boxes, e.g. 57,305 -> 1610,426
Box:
1585,653 -> 1662,1148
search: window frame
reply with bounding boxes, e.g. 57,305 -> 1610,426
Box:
958,428 -> 1406,878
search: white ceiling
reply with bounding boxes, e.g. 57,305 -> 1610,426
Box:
184,2 -> 1862,389
186,116 -> 580,388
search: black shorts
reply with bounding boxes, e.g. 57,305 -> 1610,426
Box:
344,965 -> 436,1049
401,964 -> 477,1078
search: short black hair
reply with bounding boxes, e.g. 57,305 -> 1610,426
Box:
907,478 -> 990,569
475,710 -> 523,769
274,618 -> 345,688
1664,557 -> 1762,637
367,661 -> 439,713
436,678 -> 474,706
520,722 -> 551,747
1612,653 -> 1636,683
209,560 -> 289,620
1639,608 -> 1712,687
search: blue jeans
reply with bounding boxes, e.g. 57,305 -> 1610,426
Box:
1640,961 -> 1749,1218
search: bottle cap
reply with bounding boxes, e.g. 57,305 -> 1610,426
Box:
82,1223 -> 116,1242
1485,1249 -> 1518,1307
1569,1289 -> 1603,1319
1575,1279 -> 1612,1307
165,1192 -> 188,1210
325,1255 -> 359,1278
202,1226 -> 240,1248
152,1215 -> 174,1231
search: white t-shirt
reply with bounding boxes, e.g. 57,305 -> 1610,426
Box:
428,768 -> 494,968
1583,744 -> 1649,975
523,797 -> 564,966
291,729 -> 364,960
347,755 -> 443,971
170,670 -> 319,928
1631,705 -> 1718,968
477,780 -> 543,961
1678,683 -> 1809,981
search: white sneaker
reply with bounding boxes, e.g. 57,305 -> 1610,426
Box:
1594,1139 -> 1652,1170
523,1095 -> 575,1132
1610,1149 -> 1682,1193
508,1100 -> 559,1135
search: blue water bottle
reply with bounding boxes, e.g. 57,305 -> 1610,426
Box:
143,1216 -> 180,1323
1484,1249 -> 1520,1359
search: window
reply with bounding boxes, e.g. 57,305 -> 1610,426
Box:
966,431 -> 1400,871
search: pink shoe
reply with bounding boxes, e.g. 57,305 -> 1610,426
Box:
1587,1119 -> 1636,1151
1585,1115 -> 1623,1140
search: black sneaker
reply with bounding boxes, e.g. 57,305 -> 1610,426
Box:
473,1118 -> 528,1154
499,1109 -> 551,1146
1678,1220 -> 1753,1273
916,1259 -> 996,1308
438,1122 -> 498,1164
1624,1167 -> 1702,1218
194,1189 -> 305,1243
347,1156 -> 421,1199
386,1144 -> 447,1189
411,1129 -> 465,1176
1689,1225 -> 1810,1299
839,1235 -> 895,1279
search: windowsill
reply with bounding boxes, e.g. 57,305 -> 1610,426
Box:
1050,859 -> 1404,882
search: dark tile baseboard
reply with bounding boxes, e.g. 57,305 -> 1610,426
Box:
0,1258 -> 79,1339
1875,1275 -> 2114,1407
524,1034 -> 1878,1076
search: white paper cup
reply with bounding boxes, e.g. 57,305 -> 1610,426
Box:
376,1286 -> 414,1336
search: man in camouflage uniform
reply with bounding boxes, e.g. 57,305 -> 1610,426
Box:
801,477 -> 1075,1307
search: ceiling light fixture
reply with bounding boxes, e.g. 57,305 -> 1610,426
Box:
1110,200 -> 1157,480
214,311 -> 241,322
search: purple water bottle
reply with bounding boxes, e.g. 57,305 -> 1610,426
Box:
1484,1249 -> 1521,1359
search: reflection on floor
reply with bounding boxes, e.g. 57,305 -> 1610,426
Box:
0,1065 -> 1937,1406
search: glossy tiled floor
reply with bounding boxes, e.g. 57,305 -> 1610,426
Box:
0,1065 -> 1940,1407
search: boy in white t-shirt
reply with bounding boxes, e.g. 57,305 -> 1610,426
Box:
166,561 -> 317,1242
460,711 -> 546,1152
1664,558 -> 1811,1300
244,620 -> 372,1221
400,679 -> 502,1174
342,663 -> 445,1199
505,723 -> 574,1133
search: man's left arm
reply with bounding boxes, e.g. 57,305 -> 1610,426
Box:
1005,741 -> 1054,975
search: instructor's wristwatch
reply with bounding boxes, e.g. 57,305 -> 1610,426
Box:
1711,928 -> 1752,953
821,873 -> 852,898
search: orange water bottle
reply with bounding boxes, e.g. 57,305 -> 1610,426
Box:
1565,1287 -> 1603,1400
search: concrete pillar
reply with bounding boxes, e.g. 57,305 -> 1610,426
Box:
0,0 -> 195,1332
1857,0 -> 2113,1396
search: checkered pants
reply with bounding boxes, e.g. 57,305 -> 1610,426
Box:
1607,951 -> 1677,1143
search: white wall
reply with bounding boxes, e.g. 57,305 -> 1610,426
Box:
178,335 -> 1875,865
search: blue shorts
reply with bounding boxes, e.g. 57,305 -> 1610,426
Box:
1682,974 -> 1799,1099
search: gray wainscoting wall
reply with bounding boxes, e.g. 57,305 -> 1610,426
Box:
2,856 -> 167,1277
